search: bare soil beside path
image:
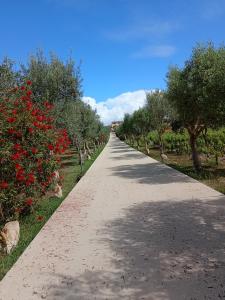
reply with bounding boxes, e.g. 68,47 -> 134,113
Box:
1,134 -> 225,300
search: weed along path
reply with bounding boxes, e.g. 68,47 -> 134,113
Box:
1,134 -> 225,300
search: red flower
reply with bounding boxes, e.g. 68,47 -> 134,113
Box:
21,96 -> 28,101
25,198 -> 33,206
16,131 -> 22,138
11,153 -> 21,160
7,117 -> 16,123
16,168 -> 25,181
26,101 -> 32,111
0,181 -> 9,189
20,86 -> 26,90
14,144 -> 21,151
15,163 -> 22,169
47,144 -> 54,151
31,147 -> 38,154
26,173 -> 35,185
28,127 -> 34,134
22,150 -> 28,157
26,80 -> 32,85
31,109 -> 38,116
26,90 -> 32,96
36,115 -> 43,122
33,122 -> 40,128
8,128 -> 16,135
36,215 -> 44,222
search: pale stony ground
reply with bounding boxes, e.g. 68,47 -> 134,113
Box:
1,134 -> 225,300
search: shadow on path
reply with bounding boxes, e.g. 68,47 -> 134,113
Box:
48,196 -> 225,300
110,153 -> 145,160
110,162 -> 193,185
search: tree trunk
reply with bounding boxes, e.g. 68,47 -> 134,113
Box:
145,141 -> 150,155
93,142 -> 96,152
0,204 -> 5,221
73,136 -> 83,173
86,142 -> 92,156
190,133 -> 201,172
83,143 -> 87,155
78,150 -> 83,172
137,139 -> 140,150
215,153 -> 219,166
158,132 -> 164,155
144,137 -> 150,155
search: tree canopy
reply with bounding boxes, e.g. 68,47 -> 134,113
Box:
167,43 -> 225,170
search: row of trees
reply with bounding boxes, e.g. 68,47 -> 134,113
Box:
0,51 -> 108,220
117,43 -> 225,172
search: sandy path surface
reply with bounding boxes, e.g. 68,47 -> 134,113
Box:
1,134 -> 225,300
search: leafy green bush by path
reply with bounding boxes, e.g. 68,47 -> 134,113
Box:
163,131 -> 189,155
137,128 -> 225,164
0,82 -> 70,221
162,128 -> 225,163
200,128 -> 225,165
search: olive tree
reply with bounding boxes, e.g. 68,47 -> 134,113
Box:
167,43 -> 225,171
146,90 -> 173,154
131,108 -> 152,152
21,50 -> 82,105
0,58 -> 19,95
117,114 -> 133,143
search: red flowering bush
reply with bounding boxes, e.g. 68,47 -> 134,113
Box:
0,81 -> 70,220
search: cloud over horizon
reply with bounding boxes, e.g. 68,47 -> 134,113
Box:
131,45 -> 176,59
105,20 -> 178,42
83,90 -> 152,125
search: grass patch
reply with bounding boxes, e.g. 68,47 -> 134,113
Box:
0,145 -> 104,280
127,142 -> 225,195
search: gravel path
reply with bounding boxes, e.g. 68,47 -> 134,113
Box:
1,134 -> 225,300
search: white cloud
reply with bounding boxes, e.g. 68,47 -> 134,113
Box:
131,45 -> 176,59
105,21 -> 178,41
83,90 -> 152,125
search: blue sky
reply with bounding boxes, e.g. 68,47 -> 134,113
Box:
0,0 -> 225,123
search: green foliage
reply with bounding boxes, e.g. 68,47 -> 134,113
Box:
166,43 -> 225,171
146,90 -> 174,133
147,131 -> 159,145
0,58 -> 19,95
167,43 -> 225,128
163,131 -> 190,154
60,100 -> 106,150
20,50 -> 82,105
199,128 -> 225,164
